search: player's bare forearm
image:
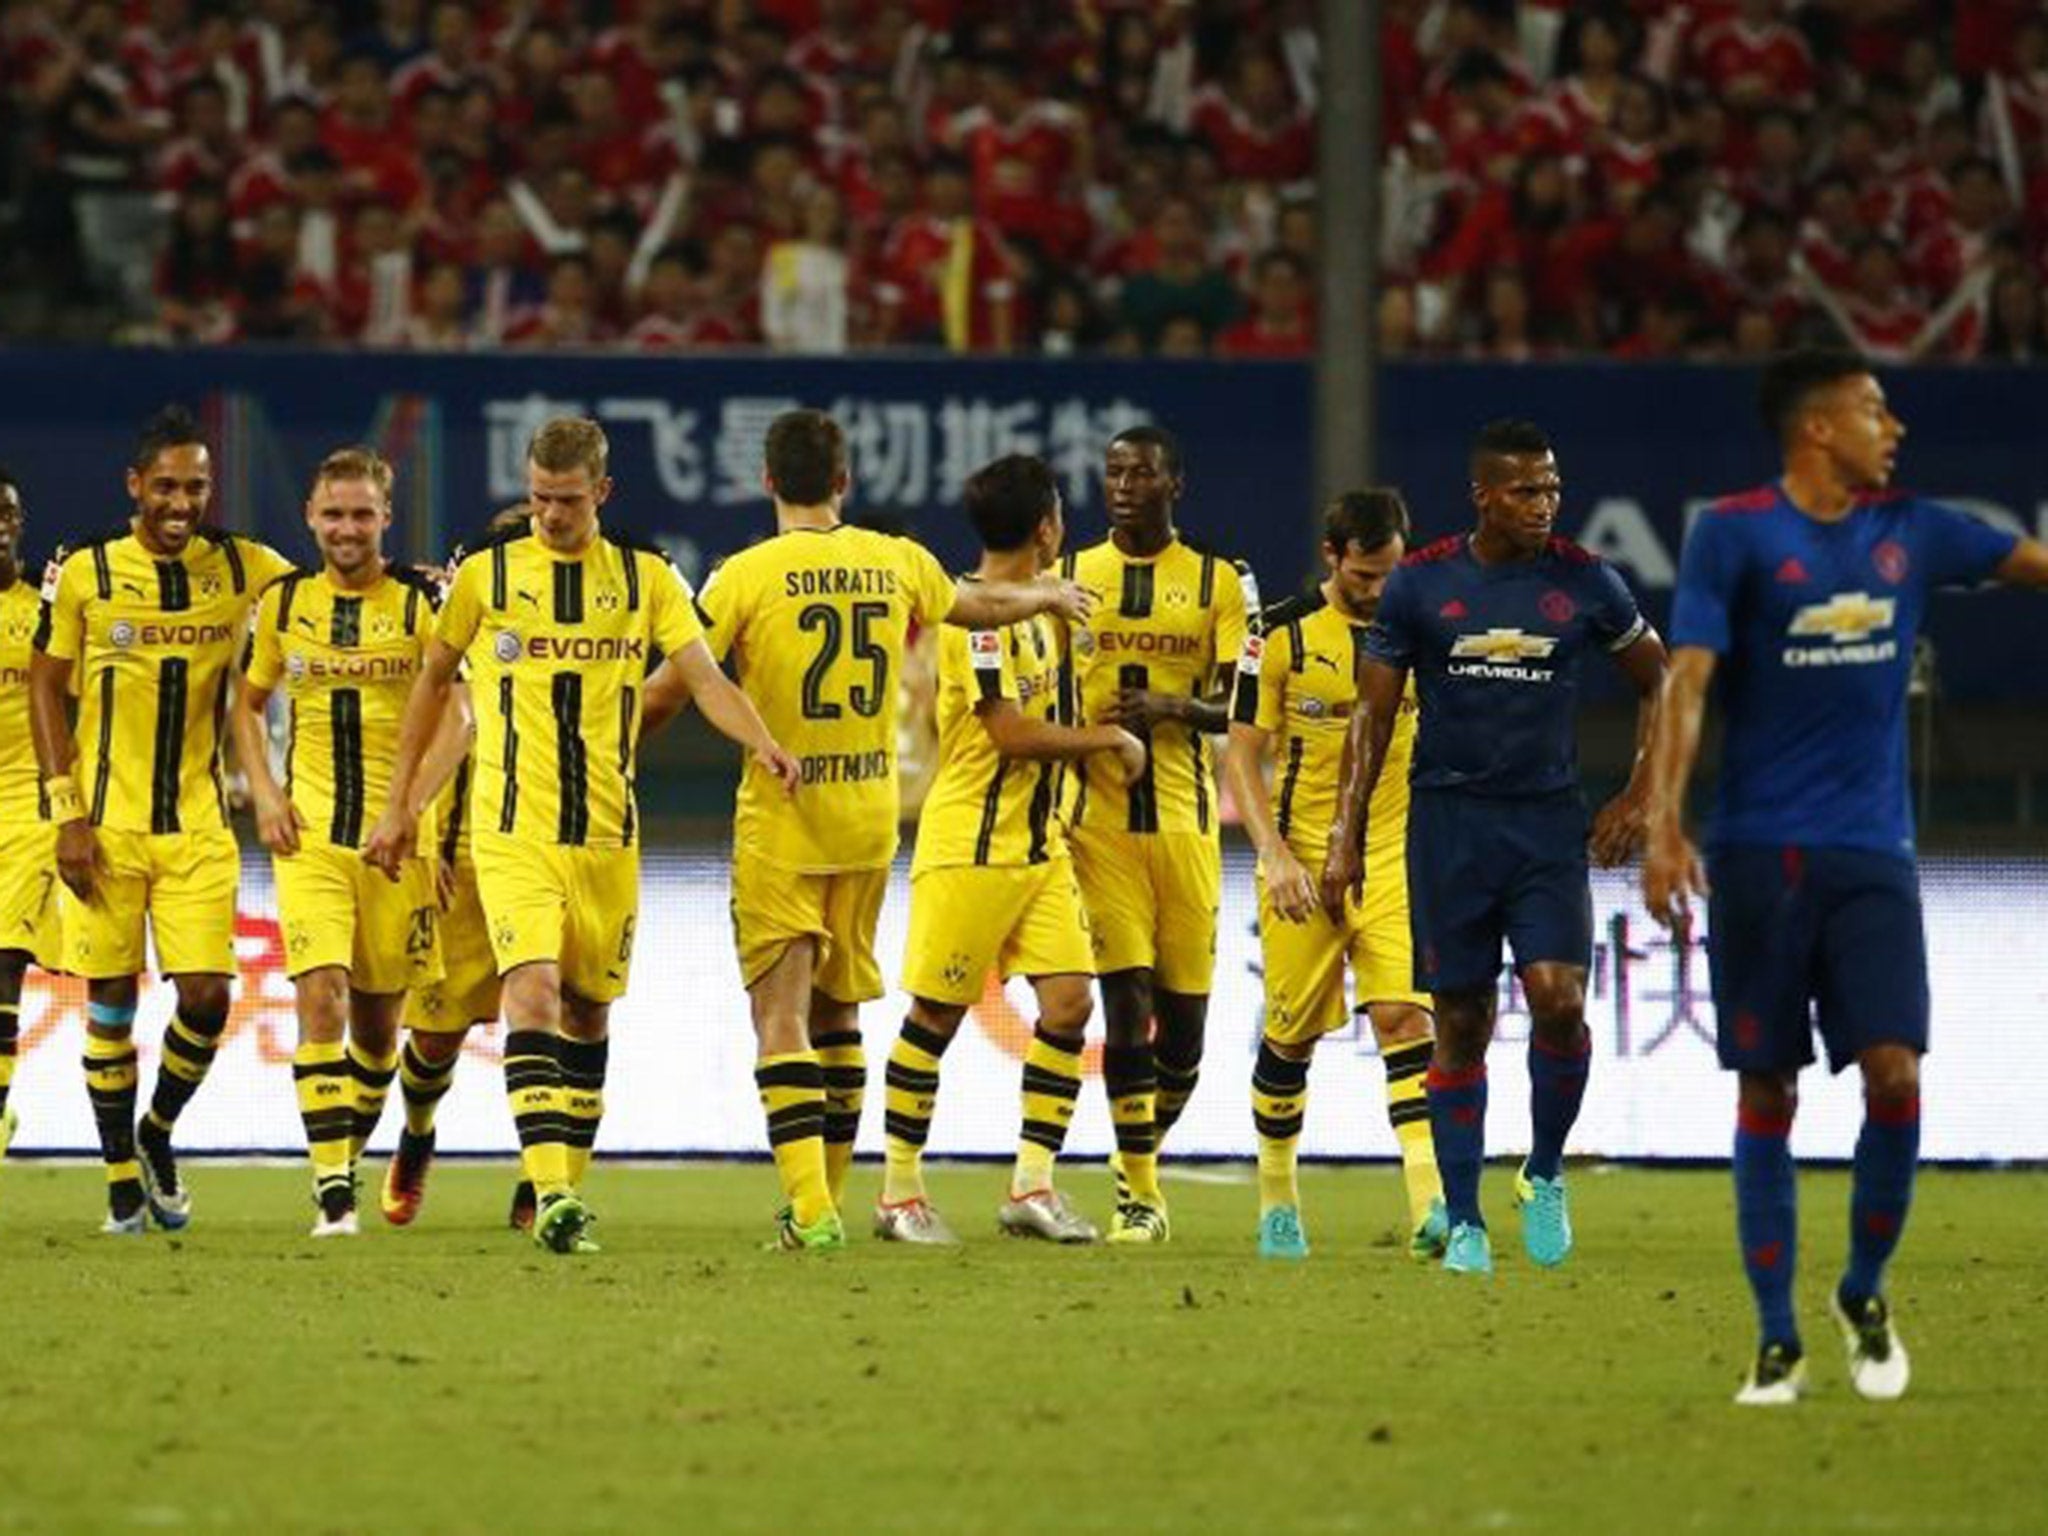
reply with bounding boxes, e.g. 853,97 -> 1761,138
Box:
1328,661 -> 1403,855
670,639 -> 796,791
1617,628 -> 1670,792
638,656 -> 693,739
27,652 -> 77,784
1645,647 -> 1715,837
382,642 -> 460,823
981,702 -> 1130,764
227,683 -> 282,809
1224,722 -> 1284,861
406,681 -> 475,819
948,575 -> 1092,629
1994,536 -> 2048,589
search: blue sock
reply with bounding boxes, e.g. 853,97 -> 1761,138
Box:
1734,1106 -> 1799,1350
1525,1029 -> 1590,1180
1843,1092 -> 1919,1304
1425,1062 -> 1487,1228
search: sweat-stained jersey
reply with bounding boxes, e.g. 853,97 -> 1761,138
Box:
436,525 -> 703,849
698,524 -> 957,873
36,527 -> 294,833
1,579 -> 43,824
1365,534 -> 1646,797
1063,537 -> 1250,836
911,611 -> 1067,874
1669,483 -> 2017,855
243,565 -> 441,849
1233,592 -> 1418,868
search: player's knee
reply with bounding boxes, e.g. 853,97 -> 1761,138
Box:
1859,1046 -> 1920,1105
907,998 -> 966,1039
1367,1003 -> 1433,1048
1263,1033 -> 1314,1065
502,965 -> 561,1031
1737,1071 -> 1798,1122
1099,970 -> 1152,1044
0,950 -> 28,993
1521,968 -> 1586,1031
408,1028 -> 466,1065
175,974 -> 232,1026
1036,978 -> 1092,1035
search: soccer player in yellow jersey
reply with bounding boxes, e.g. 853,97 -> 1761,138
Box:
1,467 -> 61,1169
696,409 -> 1092,1252
1063,425 -> 1251,1242
231,447 -> 455,1236
368,418 -> 795,1256
30,407 -> 295,1234
876,455 -> 1144,1246
1223,490 -> 1449,1262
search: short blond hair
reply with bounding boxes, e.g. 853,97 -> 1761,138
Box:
312,445 -> 394,501
528,417 -> 609,480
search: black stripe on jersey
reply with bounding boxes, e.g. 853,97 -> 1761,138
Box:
552,670 -> 589,844
91,669 -> 115,824
208,669 -> 230,821
91,544 -> 113,600
1275,736 -> 1305,839
276,571 -> 305,631
1287,618 -> 1306,672
404,584 -> 421,635
618,686 -> 637,845
1190,679 -> 1210,834
1199,552 -> 1216,607
1118,563 -> 1155,619
330,596 -> 362,648
490,543 -> 509,611
497,675 -> 520,834
157,560 -> 191,613
623,549 -> 641,612
1026,762 -> 1055,864
283,698 -> 297,800
974,761 -> 1008,866
220,535 -> 246,594
1120,662 -> 1158,834
151,657 -> 189,834
553,561 -> 584,625
439,758 -> 470,863
1350,622 -> 1370,680
330,688 -> 366,846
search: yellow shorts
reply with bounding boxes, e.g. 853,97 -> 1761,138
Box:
902,858 -> 1094,1006
471,830 -> 639,1004
274,839 -> 443,994
730,852 -> 887,1003
61,824 -> 238,978
1067,826 -> 1220,995
0,819 -> 62,968
1258,846 -> 1430,1045
408,856 -> 501,1033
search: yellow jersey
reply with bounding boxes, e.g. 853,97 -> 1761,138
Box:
244,566 -> 441,850
436,525 -> 702,849
700,524 -> 957,873
1064,537 -> 1249,837
911,612 -> 1068,874
1,579 -> 41,824
1233,592 -> 1418,869
36,527 -> 293,834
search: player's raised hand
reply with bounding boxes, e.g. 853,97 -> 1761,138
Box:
252,783 -> 306,857
1589,787 -> 1650,868
1044,577 -> 1095,625
1106,726 -> 1147,785
756,739 -> 802,795
1318,836 -> 1364,924
1261,844 -> 1318,923
55,819 -> 101,902
362,809 -> 418,881
1641,824 -> 1708,934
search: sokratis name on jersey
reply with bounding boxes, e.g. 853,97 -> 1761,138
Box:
1782,592 -> 1899,667
491,629 -> 646,664
106,618 -> 236,649
782,567 -> 900,598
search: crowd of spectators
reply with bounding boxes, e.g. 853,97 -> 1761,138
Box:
1,0 -> 2045,361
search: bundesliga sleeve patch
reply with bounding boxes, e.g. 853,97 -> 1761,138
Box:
1238,633 -> 1265,676
969,630 -> 1003,670
40,557 -> 63,603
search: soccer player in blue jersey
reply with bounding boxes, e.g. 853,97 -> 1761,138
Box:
1322,420 -> 1668,1277
1642,349 -> 2048,1405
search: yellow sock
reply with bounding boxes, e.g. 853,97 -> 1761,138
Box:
293,1040 -> 353,1200
881,1021 -> 947,1205
504,1029 -> 571,1200
756,1051 -> 830,1226
559,1037 -> 609,1188
1014,1026 -> 1083,1196
814,1029 -> 866,1206
1383,1038 -> 1442,1227
146,1007 -> 226,1132
1252,1039 -> 1309,1214
345,1041 -> 399,1163
399,1037 -> 458,1137
1103,1044 -> 1160,1204
82,1031 -> 141,1194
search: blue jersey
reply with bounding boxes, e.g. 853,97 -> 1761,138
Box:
1669,483 -> 2018,855
1366,534 -> 1648,796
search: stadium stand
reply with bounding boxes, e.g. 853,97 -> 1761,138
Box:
0,0 -> 2044,359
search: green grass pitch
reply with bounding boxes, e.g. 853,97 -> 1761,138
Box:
0,1161 -> 2040,1535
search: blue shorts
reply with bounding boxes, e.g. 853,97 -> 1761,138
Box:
1706,845 -> 1929,1075
1407,788 -> 1592,993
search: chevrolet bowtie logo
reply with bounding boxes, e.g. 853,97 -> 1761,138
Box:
1450,628 -> 1558,662
1788,592 -> 1895,643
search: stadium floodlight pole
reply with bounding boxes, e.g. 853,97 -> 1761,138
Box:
1315,0 -> 1379,512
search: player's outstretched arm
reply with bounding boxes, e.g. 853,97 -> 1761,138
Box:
1640,646 -> 1717,932
1319,657 -> 1406,921
1993,536 -> 2048,589
1589,626 -> 1671,868
637,658 -> 695,739
978,696 -> 1144,776
663,638 -> 800,794
947,574 -> 1095,630
228,678 -> 304,856
28,649 -> 96,900
364,638 -> 462,878
1225,720 -> 1315,923
405,679 -> 476,819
